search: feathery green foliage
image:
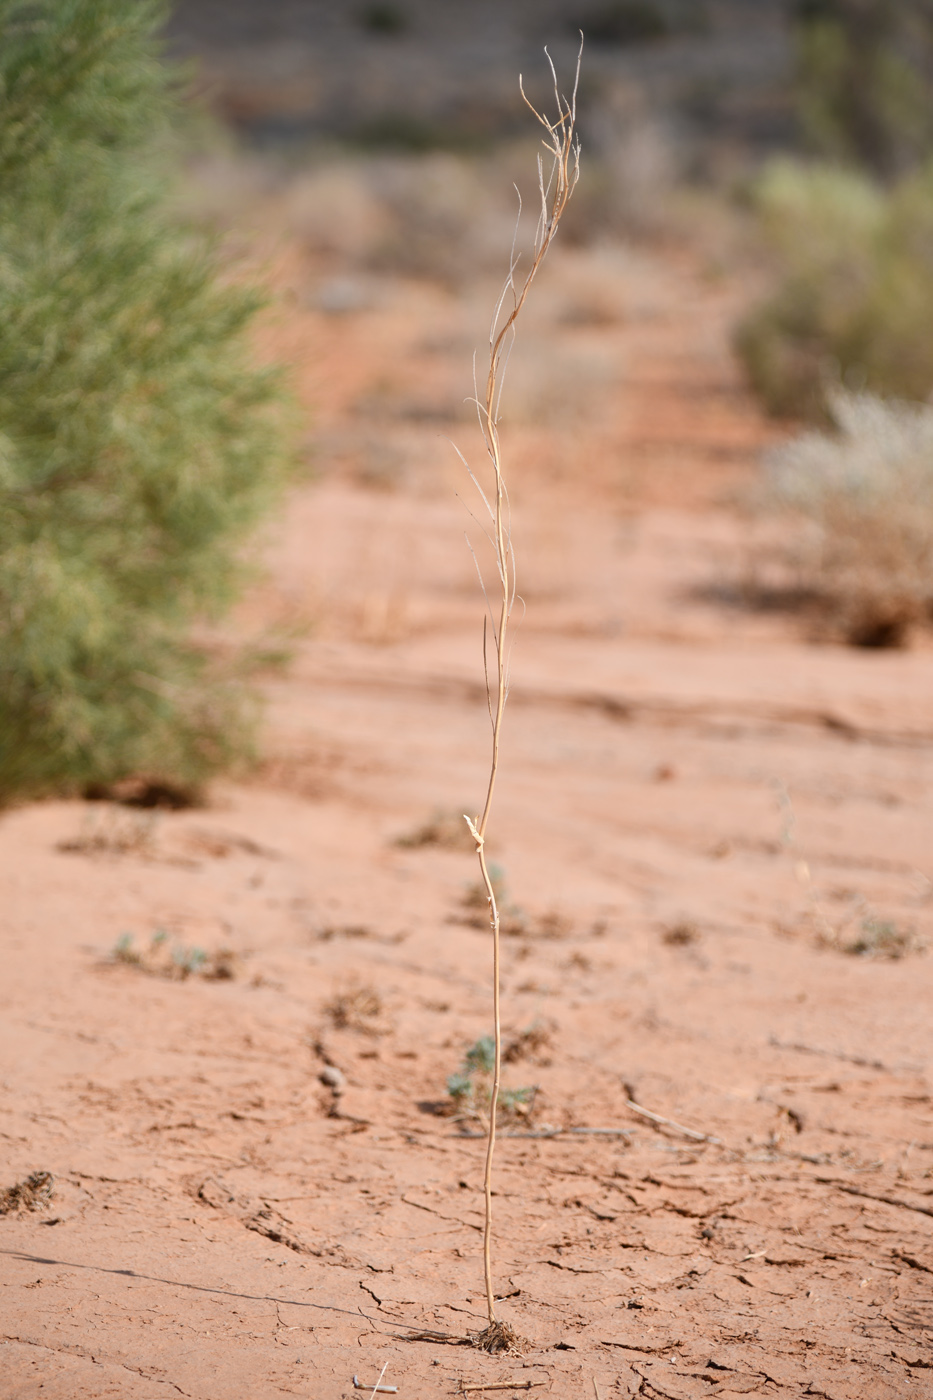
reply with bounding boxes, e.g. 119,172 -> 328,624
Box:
0,0 -> 292,801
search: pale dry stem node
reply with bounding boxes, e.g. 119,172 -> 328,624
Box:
461,40 -> 582,1339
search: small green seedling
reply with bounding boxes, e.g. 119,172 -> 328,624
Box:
447,1035 -> 537,1128
110,930 -> 235,981
172,945 -> 208,979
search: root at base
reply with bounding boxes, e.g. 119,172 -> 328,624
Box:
470,1320 -> 529,1355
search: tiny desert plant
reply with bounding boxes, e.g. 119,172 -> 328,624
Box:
662,920 -> 700,946
324,979 -> 385,1033
112,929 -> 236,980
763,390 -> 933,645
840,915 -> 924,960
0,1170 -> 53,1215
446,1036 -> 537,1128
58,805 -> 159,858
458,44 -> 580,1352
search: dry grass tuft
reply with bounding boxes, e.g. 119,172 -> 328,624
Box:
111,930 -> 237,981
826,916 -> 925,961
324,980 -> 385,1034
0,1171 -> 53,1215
762,391 -> 933,646
395,807 -> 477,852
503,1020 -> 554,1065
58,806 -> 159,859
316,923 -> 373,942
662,920 -> 699,946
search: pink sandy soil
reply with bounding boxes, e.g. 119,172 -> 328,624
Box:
2,239 -> 933,1399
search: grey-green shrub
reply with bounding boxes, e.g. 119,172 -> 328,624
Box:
765,390 -> 933,644
0,0 -> 292,800
737,157 -> 933,419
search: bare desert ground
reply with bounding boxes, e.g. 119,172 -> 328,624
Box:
3,221 -> 933,1399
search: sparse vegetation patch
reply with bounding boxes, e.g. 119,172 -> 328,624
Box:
0,1170 -> 53,1215
446,1036 -> 538,1130
394,807 -> 478,852
112,929 -> 238,980
836,915 -> 924,960
324,979 -> 386,1034
762,390 -> 933,645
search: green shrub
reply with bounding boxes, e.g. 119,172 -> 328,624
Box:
0,0 -> 292,801
765,390 -> 933,645
737,157 -> 933,418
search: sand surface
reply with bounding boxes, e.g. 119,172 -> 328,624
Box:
3,235 -> 933,1399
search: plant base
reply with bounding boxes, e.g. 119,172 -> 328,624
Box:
470,1320 -> 529,1355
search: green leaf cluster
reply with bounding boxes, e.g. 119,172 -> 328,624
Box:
446,1035 -> 535,1122
0,0 -> 293,800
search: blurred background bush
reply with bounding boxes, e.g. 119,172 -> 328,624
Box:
764,391 -> 933,645
735,158 -> 933,419
739,1 -> 933,421
4,0 -> 933,804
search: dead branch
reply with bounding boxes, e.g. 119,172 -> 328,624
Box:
459,1383 -> 544,1394
624,1099 -> 721,1144
454,1126 -> 633,1140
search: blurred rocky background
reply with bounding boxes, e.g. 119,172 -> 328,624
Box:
165,0 -> 791,173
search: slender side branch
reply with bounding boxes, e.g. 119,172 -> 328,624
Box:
462,39 -> 582,1338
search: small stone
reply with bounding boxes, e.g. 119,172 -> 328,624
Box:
319,1066 -> 345,1093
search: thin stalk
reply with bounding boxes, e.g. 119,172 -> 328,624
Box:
464,40 -> 581,1335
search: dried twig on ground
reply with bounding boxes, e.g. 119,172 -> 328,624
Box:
624,1098 -> 721,1144
460,39 -> 581,1346
455,1126 -> 633,1140
460,1383 -> 544,1393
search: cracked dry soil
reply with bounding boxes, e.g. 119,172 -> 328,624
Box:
3,236 -> 933,1399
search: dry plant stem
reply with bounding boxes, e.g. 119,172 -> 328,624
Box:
624,1098 -> 721,1144
463,42 -> 581,1331
460,1385 -> 544,1394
